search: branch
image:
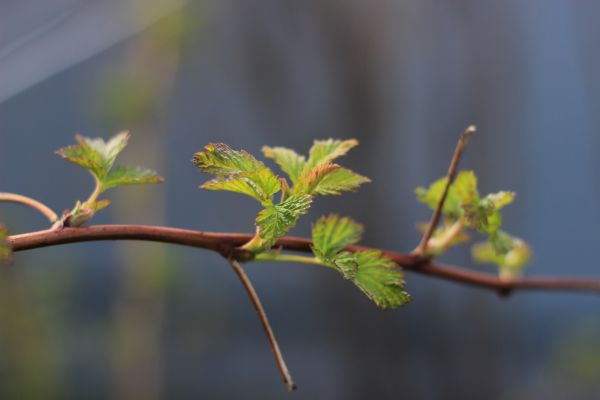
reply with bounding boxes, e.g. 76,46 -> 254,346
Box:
7,224 -> 600,295
0,192 -> 58,224
417,126 -> 476,254
227,258 -> 296,391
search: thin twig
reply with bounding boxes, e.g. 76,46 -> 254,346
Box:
227,257 -> 296,391
417,125 -> 476,255
7,225 -> 600,295
0,192 -> 58,224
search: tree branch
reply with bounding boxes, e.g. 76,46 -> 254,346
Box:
7,224 -> 600,295
227,257 -> 296,391
417,126 -> 476,254
0,192 -> 58,223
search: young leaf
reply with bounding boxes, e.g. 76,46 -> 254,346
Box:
306,139 -> 358,169
102,166 -> 163,190
57,132 -> 163,226
0,224 -> 11,263
262,146 -> 306,185
416,170 -> 479,218
472,231 -> 531,280
333,250 -> 411,309
193,143 -> 264,176
309,167 -> 370,196
202,168 -> 281,204
256,194 -> 312,248
312,214 -> 363,261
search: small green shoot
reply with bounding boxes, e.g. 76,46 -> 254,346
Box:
56,132 -> 163,226
416,170 -> 531,278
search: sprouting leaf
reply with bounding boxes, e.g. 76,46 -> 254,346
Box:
306,139 -> 359,169
262,146 -> 306,185
309,167 -> 370,196
193,143 -> 264,176
463,191 -> 515,234
0,224 -> 11,263
332,250 -> 411,309
416,170 -> 479,218
256,194 -> 312,248
102,166 -> 163,190
485,191 -> 515,209
202,167 -> 280,204
472,231 -> 531,280
57,132 -> 130,180
57,132 -> 163,226
195,143 -> 280,204
312,215 -> 363,261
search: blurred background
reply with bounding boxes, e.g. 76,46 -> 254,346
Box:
1,0 -> 600,399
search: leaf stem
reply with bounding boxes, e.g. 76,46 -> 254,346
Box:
226,257 -> 296,391
254,252 -> 327,266
0,192 -> 58,223
85,177 -> 103,206
417,125 -> 476,255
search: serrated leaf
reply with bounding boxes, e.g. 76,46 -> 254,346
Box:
486,191 -> 515,209
332,250 -> 411,309
262,146 -> 306,184
102,166 -> 163,191
312,215 -> 363,261
0,224 -> 11,263
306,139 -> 358,169
193,143 -> 264,176
202,167 -> 280,203
256,194 -> 312,247
416,170 -> 479,218
310,167 -> 370,196
302,163 -> 341,193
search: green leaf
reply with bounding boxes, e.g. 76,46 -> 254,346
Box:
416,170 -> 479,218
306,139 -> 359,169
485,191 -> 515,209
102,166 -> 163,191
463,191 -> 515,234
202,167 -> 281,204
256,194 -> 312,248
0,224 -> 11,263
312,214 -> 363,261
193,143 -> 264,176
309,167 -> 370,196
332,250 -> 411,309
472,231 -> 532,280
262,146 -> 306,184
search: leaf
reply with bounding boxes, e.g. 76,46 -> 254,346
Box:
262,146 -> 306,184
485,191 -> 515,209
312,214 -> 363,261
202,167 -> 281,204
193,143 -> 264,176
56,132 -> 130,180
472,231 -> 532,280
416,170 -> 479,218
301,163 -> 340,194
306,139 -> 359,169
0,224 -> 11,263
332,250 -> 411,309
102,166 -> 163,191
256,194 -> 312,247
309,167 -> 370,196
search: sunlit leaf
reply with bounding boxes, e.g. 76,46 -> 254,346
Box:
256,194 -> 312,248
309,167 -> 370,196
416,170 -> 479,218
202,167 -> 280,204
472,231 -> 532,280
262,146 -> 306,185
102,166 -> 163,190
193,143 -> 264,176
306,139 -> 358,169
312,214 -> 363,261
333,250 -> 411,309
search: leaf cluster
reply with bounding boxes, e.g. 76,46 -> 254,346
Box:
57,132 -> 163,226
416,171 -> 531,278
194,139 -> 369,251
